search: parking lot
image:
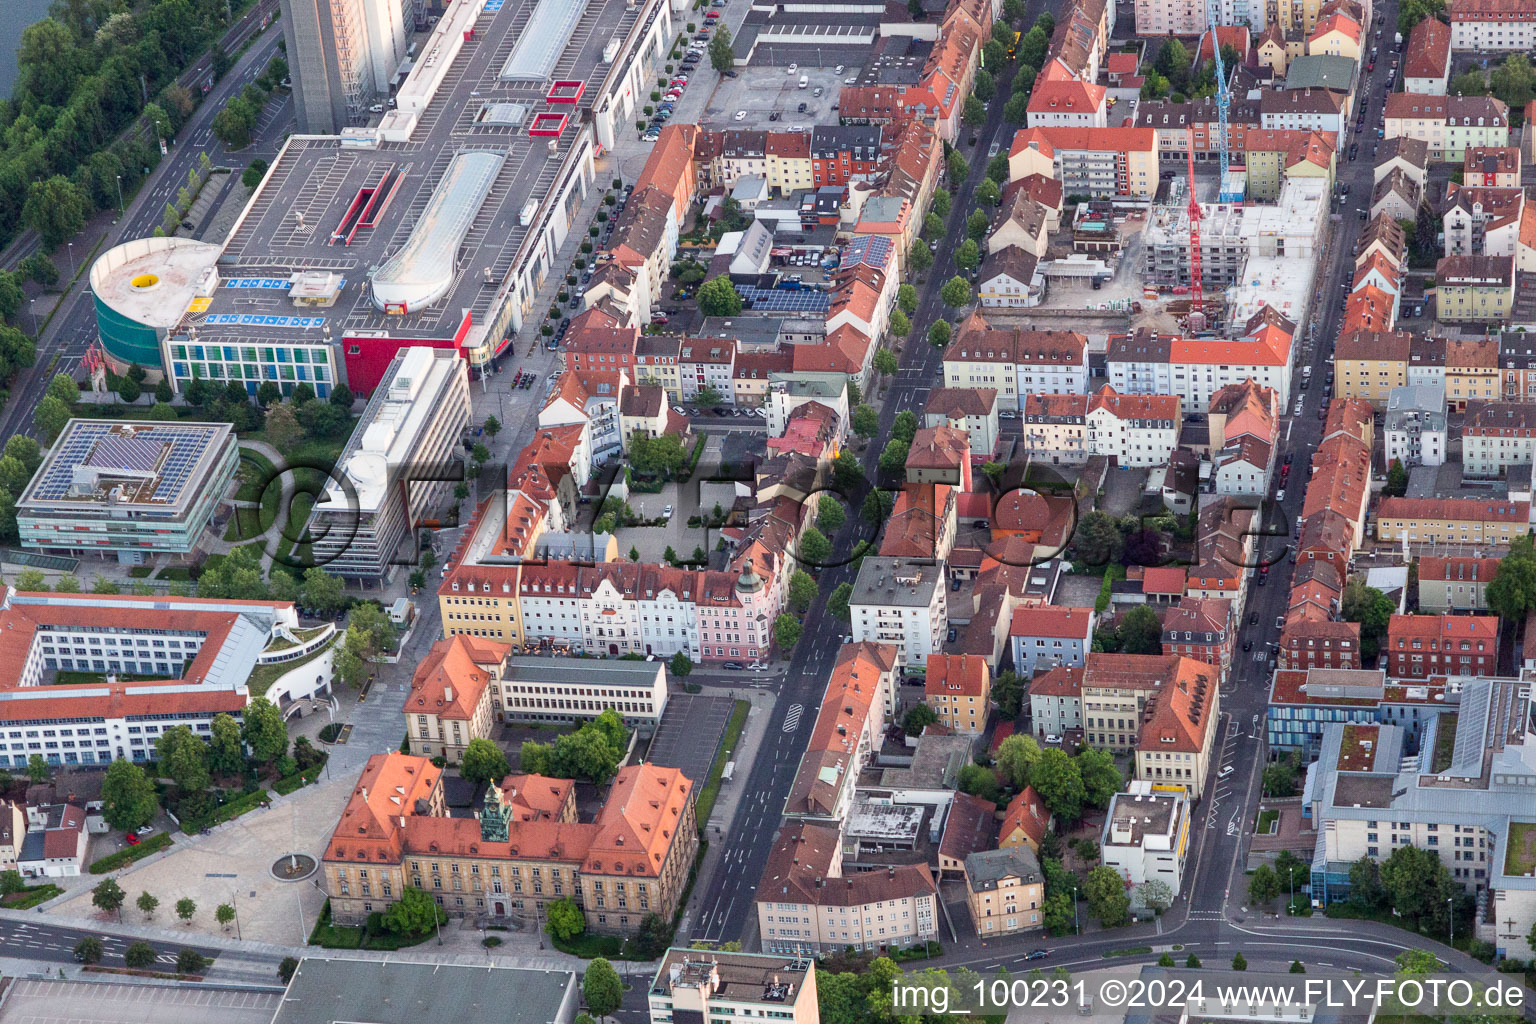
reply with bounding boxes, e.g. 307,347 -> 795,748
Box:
703,63 -> 855,130
646,694 -> 736,791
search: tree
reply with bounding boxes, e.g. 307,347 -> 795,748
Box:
137,891 -> 160,920
880,698 -> 949,764
1486,534 -> 1536,621
817,494 -> 847,532
1341,579 -> 1396,660
928,320 -> 951,347
124,941 -> 156,970
1232,952 -> 1248,971
983,39 -> 1007,72
241,697 -> 288,763
878,438 -> 910,476
828,582 -> 853,621
211,903 -> 236,933
986,153 -> 1011,184
1004,92 -> 1029,123
178,947 -> 210,973
898,283 -> 919,315
697,276 -> 743,317
976,179 -> 1000,207
35,396 -> 71,444
941,276 -> 971,308
279,957 -> 300,983
26,754 -> 50,783
669,652 -> 693,678
209,713 -> 245,775
460,737 -> 511,784
1263,756 -> 1299,797
19,252 -> 58,288
893,409 -> 919,443
992,670 -> 1023,717
175,897 -> 197,924
947,149 -> 970,184
1154,38 -> 1191,89
774,614 -> 804,650
584,959 -> 624,1022
886,310 -> 911,341
1347,855 -> 1386,911
1380,845 -> 1458,932
832,451 -> 864,493
1385,458 -> 1408,497
709,25 -> 734,72
788,570 -> 818,613
73,936 -> 103,964
861,488 -> 894,529
116,375 -> 142,404
148,401 -> 178,421
908,240 -> 934,273
156,725 -> 210,793
1274,850 -> 1308,901
966,209 -> 990,241
954,239 -> 980,271
798,527 -> 832,567
481,411 -> 499,437
546,896 -> 586,940
1072,510 -> 1122,567
1140,878 -> 1174,912
996,733 -> 1041,789
1117,605 -> 1163,655
1248,863 -> 1281,905
242,159 -> 269,189
92,878 -> 126,920
101,759 -> 157,830
23,176 -> 89,249
1076,747 -> 1122,807
1451,68 -> 1488,97
1490,53 -> 1536,109
382,886 -> 444,935
0,870 -> 22,895
1019,25 -> 1049,67
1084,865 -> 1129,926
958,763 -> 1001,803
263,403 -> 303,452
923,212 -> 945,239
1030,748 -> 1085,820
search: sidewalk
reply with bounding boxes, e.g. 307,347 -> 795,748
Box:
672,688 -> 775,947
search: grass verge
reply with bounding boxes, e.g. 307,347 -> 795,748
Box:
247,634 -> 335,698
307,899 -> 436,950
692,699 -> 749,835
2,883 -> 64,908
1102,946 -> 1153,958
89,832 -> 173,873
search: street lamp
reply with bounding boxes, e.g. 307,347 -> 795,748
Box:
1072,884 -> 1079,935
1448,896 -> 1454,949
67,242 -> 74,280
115,174 -> 124,215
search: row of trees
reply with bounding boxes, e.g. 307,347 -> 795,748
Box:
0,0 -> 247,252
209,54 -> 287,152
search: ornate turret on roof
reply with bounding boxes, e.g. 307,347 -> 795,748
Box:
736,556 -> 764,594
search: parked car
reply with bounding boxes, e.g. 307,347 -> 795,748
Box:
722,661 -> 745,670
125,833 -> 141,846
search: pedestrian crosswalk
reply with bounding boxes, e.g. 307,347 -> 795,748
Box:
782,704 -> 804,732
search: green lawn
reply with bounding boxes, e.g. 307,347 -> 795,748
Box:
52,670 -> 156,686
89,832 -> 174,873
1256,809 -> 1279,834
235,449 -> 278,503
1506,822 -> 1536,875
307,900 -> 435,950
1432,714 -> 1458,773
127,566 -> 153,578
155,566 -> 193,581
1,883 -> 64,908
551,932 -> 625,958
248,634 -> 335,698
692,699 -> 749,835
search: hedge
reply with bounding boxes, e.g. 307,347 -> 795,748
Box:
89,832 -> 174,873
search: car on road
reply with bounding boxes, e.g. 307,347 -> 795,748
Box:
1219,765 -> 1235,779
1249,611 -> 1259,625
946,627 -> 957,642
1024,950 -> 1050,961
136,825 -> 154,835
722,661 -> 745,670
834,64 -> 844,74
1276,489 -> 1285,501
125,833 -> 141,846
663,505 -> 673,518
1243,640 -> 1253,651
787,63 -> 797,74
734,110 -> 747,121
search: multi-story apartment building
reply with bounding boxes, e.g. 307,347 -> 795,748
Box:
1436,255 -> 1516,322
1334,328 -> 1412,403
1403,14 -> 1452,94
1265,667 -> 1446,756
1259,88 -> 1347,141
1007,126 -> 1160,200
306,347 -> 469,580
1464,146 -> 1522,187
1133,0 -> 1203,36
925,654 -> 992,734
1418,556 -> 1504,612
1009,606 -> 1095,676
1386,613 -> 1499,679
784,643 -> 897,825
1020,386 -> 1182,466
647,950 -> 821,1024
755,821 -> 938,954
1143,178 -> 1328,291
943,314 -> 1088,409
1384,94 -> 1510,162
1448,0 -> 1536,52
1161,597 -> 1233,681
1442,185 -> 1525,258
924,388 -> 1000,461
1075,653 -> 1221,798
1462,400 -> 1536,477
963,847 -> 1044,937
1105,318 -> 1295,414
323,753 -> 698,933
1446,337 -> 1502,408
1384,384 -> 1448,467
1028,664 -> 1084,738
849,559 -> 948,669
1101,783 -> 1189,897
1375,496 -> 1530,545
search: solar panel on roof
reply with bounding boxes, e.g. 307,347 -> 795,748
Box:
85,435 -> 165,473
28,423 -> 220,504
736,286 -> 831,313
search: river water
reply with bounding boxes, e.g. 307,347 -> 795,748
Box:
0,0 -> 59,100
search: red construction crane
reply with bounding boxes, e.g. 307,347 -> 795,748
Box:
1185,127 -> 1203,323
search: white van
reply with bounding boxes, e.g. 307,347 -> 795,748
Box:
798,75 -> 809,88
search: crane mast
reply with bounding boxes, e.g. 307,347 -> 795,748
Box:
1186,126 -> 1203,323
